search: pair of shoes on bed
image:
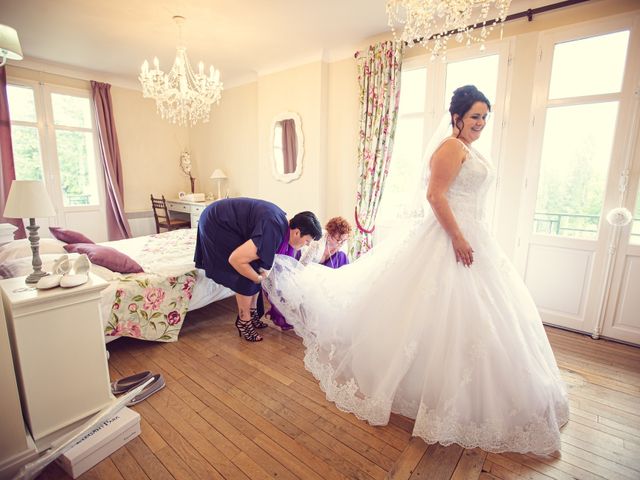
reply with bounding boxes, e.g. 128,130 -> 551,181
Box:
110,371 -> 166,406
35,254 -> 91,290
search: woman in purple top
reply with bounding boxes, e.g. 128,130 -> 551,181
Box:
195,197 -> 321,341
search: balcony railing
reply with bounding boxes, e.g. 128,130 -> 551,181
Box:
534,212 -> 640,239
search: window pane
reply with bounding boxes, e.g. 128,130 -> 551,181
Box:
549,31 -> 629,99
631,186 -> 640,245
7,85 -> 37,122
398,68 -> 427,115
445,54 -> 499,157
11,125 -> 44,180
533,102 -> 618,239
51,93 -> 92,128
55,130 -> 99,206
378,116 -> 424,220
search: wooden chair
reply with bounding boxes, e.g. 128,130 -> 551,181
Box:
150,195 -> 191,233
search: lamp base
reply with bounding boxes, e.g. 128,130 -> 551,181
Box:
25,271 -> 48,285
24,218 -> 48,284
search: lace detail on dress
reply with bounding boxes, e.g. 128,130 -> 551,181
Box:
412,401 -> 569,454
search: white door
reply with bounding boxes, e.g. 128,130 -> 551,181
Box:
515,15 -> 640,343
601,169 -> 640,344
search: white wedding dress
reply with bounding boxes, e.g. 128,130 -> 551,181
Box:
263,140 -> 569,454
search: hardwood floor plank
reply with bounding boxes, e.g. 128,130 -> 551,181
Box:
450,448 -> 488,480
386,437 -> 429,480
408,443 -> 463,480
125,436 -> 175,480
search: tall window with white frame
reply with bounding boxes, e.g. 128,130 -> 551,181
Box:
376,49 -> 506,240
6,82 -> 101,210
532,30 -> 630,239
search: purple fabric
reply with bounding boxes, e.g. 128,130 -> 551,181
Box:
281,119 -> 297,174
267,228 -> 299,330
50,226 -> 95,244
0,66 -> 26,239
90,81 -> 132,241
64,243 -> 143,273
321,251 -> 349,269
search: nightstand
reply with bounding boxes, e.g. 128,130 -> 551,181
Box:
0,273 -> 114,445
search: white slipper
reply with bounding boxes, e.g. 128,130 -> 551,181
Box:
60,254 -> 91,288
36,255 -> 71,290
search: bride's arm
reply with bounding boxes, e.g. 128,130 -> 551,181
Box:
426,140 -> 474,267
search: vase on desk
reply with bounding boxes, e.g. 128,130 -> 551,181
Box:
189,176 -> 196,194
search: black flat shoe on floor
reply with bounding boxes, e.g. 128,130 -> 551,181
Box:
111,371 -> 153,395
126,373 -> 166,406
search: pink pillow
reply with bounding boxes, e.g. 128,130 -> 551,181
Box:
50,227 -> 95,244
63,243 -> 144,274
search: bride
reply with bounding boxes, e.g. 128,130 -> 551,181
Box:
263,85 -> 569,454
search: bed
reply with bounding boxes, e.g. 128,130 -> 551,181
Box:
0,228 -> 233,343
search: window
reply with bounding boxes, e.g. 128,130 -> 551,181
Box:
6,85 -> 44,181
7,81 -> 101,209
377,46 -> 508,230
532,30 -> 630,239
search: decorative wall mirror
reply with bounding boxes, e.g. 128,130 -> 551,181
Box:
271,111 -> 304,183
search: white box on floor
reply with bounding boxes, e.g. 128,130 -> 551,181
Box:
55,407 -> 140,479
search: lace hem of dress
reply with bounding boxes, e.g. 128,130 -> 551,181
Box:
302,340 -> 569,455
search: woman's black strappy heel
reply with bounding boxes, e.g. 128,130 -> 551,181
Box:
250,308 -> 268,329
235,316 -> 263,342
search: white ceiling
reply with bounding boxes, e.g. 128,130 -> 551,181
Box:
3,0 -> 553,89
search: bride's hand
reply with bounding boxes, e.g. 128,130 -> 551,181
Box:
452,236 -> 474,267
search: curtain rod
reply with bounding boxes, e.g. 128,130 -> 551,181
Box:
410,0 -> 591,45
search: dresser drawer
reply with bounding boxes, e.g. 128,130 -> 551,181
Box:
166,201 -> 190,213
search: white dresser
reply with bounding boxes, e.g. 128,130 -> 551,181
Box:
1,273 -> 114,449
165,199 -> 214,228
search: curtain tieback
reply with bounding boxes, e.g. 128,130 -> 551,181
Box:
354,207 -> 375,234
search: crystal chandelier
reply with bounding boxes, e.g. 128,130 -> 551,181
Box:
386,0 -> 512,58
139,16 -> 223,126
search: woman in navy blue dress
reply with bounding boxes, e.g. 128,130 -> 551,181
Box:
195,197 -> 322,341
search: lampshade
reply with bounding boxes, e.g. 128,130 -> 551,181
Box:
210,169 -> 227,180
0,24 -> 23,67
3,180 -> 56,219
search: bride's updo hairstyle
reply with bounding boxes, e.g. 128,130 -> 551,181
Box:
449,85 -> 491,136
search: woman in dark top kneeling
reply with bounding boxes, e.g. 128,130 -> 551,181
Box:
195,197 -> 322,341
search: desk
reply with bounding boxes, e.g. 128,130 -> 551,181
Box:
166,199 -> 214,228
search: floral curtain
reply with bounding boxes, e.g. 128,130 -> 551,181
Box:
350,41 -> 403,259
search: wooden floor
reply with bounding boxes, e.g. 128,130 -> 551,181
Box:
39,298 -> 640,480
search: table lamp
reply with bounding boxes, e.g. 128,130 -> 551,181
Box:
0,24 -> 23,67
3,180 -> 56,283
210,169 -> 227,200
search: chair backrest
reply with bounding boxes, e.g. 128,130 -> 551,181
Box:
150,194 -> 170,231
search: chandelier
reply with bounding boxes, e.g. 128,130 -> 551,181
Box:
139,16 -> 223,126
386,0 -> 512,58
